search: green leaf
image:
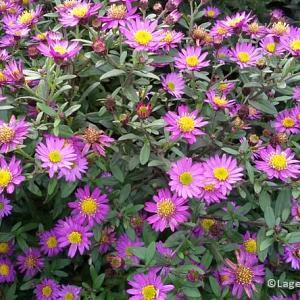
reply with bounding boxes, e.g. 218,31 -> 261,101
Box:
100,69 -> 126,81
47,178 -> 57,196
221,147 -> 239,155
64,104 -> 81,117
93,274 -> 105,290
145,241 -> 156,265
110,163 -> 124,183
182,287 -> 201,298
209,276 -> 221,297
119,184 -> 131,203
259,238 -> 274,251
264,206 -> 276,228
245,161 -> 254,184
37,103 -> 56,117
248,99 -> 277,115
259,191 -> 271,212
131,247 -> 146,260
140,141 -> 150,165
286,232 -> 300,243
275,189 -> 291,218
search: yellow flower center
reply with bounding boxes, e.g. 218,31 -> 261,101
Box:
53,45 -> 67,55
81,197 -> 97,215
248,22 -> 259,33
179,171 -> 193,185
125,246 -> 133,256
237,52 -> 250,63
71,5 -> 88,18
201,218 -> 215,231
227,16 -> 242,27
206,10 -> 215,17
177,116 -> 195,132
218,83 -> 228,91
269,154 -> 287,171
134,30 -> 153,46
0,169 -> 12,188
68,231 -> 82,244
213,167 -> 229,181
25,255 -> 36,268
167,81 -> 175,91
0,71 -> 6,82
48,150 -> 62,163
109,4 -> 127,19
281,117 -> 295,128
137,106 -> 148,115
46,236 -> 58,249
142,285 -> 157,300
0,242 -> 9,254
18,10 -> 34,25
157,199 -> 175,218
0,263 -> 9,276
204,183 -> 215,191
0,126 -> 15,143
65,292 -> 74,300
42,286 -> 53,297
162,32 -> 173,43
213,96 -> 228,107
291,40 -> 300,51
185,55 -> 199,67
220,274 -> 229,283
236,265 -> 253,285
217,26 -> 228,35
266,42 -> 276,53
244,239 -> 257,253
272,22 -> 289,35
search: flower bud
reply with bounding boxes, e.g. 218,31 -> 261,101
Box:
28,45 -> 39,58
153,2 -> 163,14
92,38 -> 107,55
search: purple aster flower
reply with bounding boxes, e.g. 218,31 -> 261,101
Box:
219,250 -> 265,299
127,270 -> 174,300
174,46 -> 210,71
34,278 -> 60,300
280,27 -> 300,56
57,1 -> 102,27
0,115 -> 29,153
0,258 -> 15,283
159,30 -> 184,52
211,21 -> 233,40
214,46 -> 230,63
58,285 -> 81,300
240,231 -> 257,257
283,243 -> 300,269
0,50 -> 10,61
98,227 -> 116,253
0,195 -> 12,218
164,105 -> 208,144
202,154 -> 244,195
254,145 -> 300,182
36,135 -> 77,178
270,9 -> 285,21
168,157 -> 202,199
292,86 -> 300,101
164,10 -> 182,25
17,5 -> 42,27
260,36 -> 284,56
162,73 -> 185,99
68,185 -> 110,227
243,20 -> 266,39
37,39 -> 82,62
100,1 -> 137,30
291,200 -> 300,221
273,109 -> 300,134
204,6 -> 220,18
267,21 -> 290,38
205,89 -> 236,111
120,18 -> 162,52
5,60 -> 24,85
16,248 -> 44,277
222,11 -> 253,30
144,188 -> 190,232
0,35 -> 16,48
0,155 -> 25,194
215,80 -> 235,95
156,241 -> 175,259
57,217 -> 93,258
229,43 -> 262,69
0,240 -> 14,257
39,229 -> 62,257
116,233 -> 143,265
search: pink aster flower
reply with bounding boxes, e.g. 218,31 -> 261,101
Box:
98,227 -> 116,253
161,73 -> 185,99
17,5 -> 42,27
267,21 -> 290,38
0,115 -> 29,153
204,6 -> 220,18
68,185 -> 110,227
127,270 -> 174,300
273,109 -> 300,135
34,278 -> 60,300
144,188 -> 190,232
260,36 -> 284,56
120,18 -> 162,52
205,89 -> 235,111
229,43 -> 262,69
0,258 -> 15,283
0,50 -> 10,62
215,80 -> 235,95
116,233 -> 143,265
211,21 -> 233,40
100,1 -> 137,30
57,1 -> 102,27
57,217 -> 92,258
291,201 -> 300,221
39,229 -> 62,257
168,157 -> 202,199
164,105 -> 208,144
159,30 -> 184,52
222,11 -> 253,30
37,39 -> 82,62
240,231 -> 257,257
16,248 -> 44,277
36,135 -> 77,178
164,10 -> 182,25
0,195 -> 12,218
5,60 -> 24,85
283,243 -> 300,269
219,250 -> 264,299
243,20 -> 266,39
0,155 -> 25,194
292,86 -> 300,101
280,27 -> 300,56
255,145 -> 300,181
202,154 -> 244,195
174,46 -> 210,71
58,285 -> 81,300
214,46 -> 230,63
